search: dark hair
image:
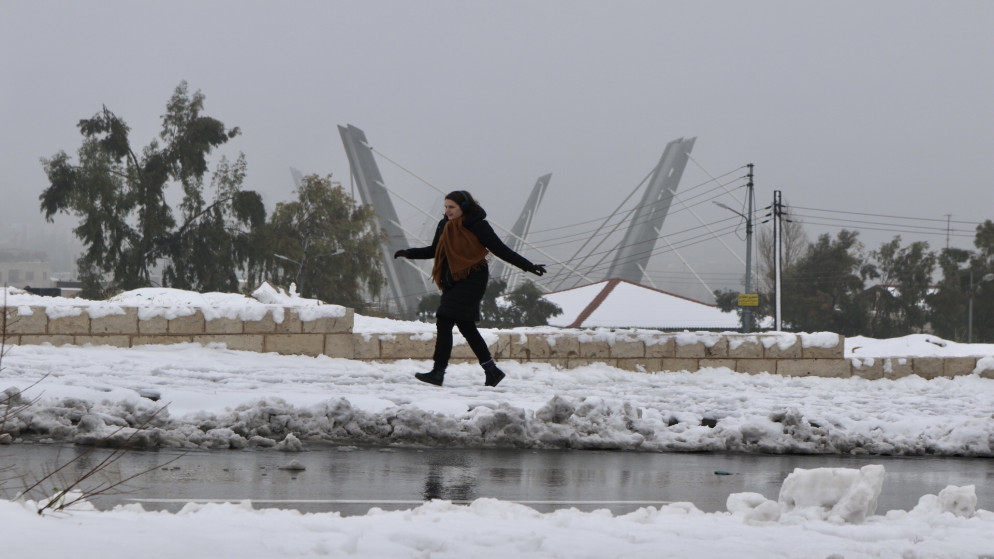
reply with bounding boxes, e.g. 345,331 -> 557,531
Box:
445,190 -> 477,213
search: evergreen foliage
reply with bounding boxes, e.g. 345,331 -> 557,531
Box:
864,237 -> 936,337
39,82 -> 263,298
716,221 -> 994,342
252,174 -> 385,310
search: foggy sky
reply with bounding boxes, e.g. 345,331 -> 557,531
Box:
2,0 -> 991,301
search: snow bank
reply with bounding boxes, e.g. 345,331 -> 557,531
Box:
3,343 -> 994,456
1,469 -> 992,559
847,333 -> 994,358
2,284 -> 347,322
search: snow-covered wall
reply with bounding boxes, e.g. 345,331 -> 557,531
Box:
3,286 -> 991,380
4,304 -> 355,356
5,302 -> 992,380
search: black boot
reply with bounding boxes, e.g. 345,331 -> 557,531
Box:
415,367 -> 445,386
482,360 -> 505,387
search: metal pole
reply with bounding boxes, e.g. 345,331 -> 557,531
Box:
968,268 -> 974,343
774,190 -> 782,331
743,164 -> 754,333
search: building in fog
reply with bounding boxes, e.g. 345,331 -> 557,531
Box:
0,249 -> 52,289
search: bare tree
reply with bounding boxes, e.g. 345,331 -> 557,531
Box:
756,211 -> 808,292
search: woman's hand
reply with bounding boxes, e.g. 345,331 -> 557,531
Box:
393,249 -> 409,259
528,264 -> 547,276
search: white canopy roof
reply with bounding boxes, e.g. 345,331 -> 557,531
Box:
543,278 -> 741,330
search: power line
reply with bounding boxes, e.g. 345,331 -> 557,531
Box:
791,206 -> 982,226
527,168 -> 746,236
793,217 -> 976,240
527,177 -> 749,249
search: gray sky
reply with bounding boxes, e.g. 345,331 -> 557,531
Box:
2,0 -> 992,300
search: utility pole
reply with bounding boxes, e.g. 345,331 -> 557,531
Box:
712,165 -> 757,332
773,190 -> 783,331
743,165 -> 755,332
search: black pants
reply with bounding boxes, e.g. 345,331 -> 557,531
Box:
433,315 -> 492,369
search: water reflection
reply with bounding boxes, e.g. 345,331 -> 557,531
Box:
2,444 -> 992,516
422,454 -> 477,502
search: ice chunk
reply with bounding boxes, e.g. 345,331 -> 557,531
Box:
727,492 -> 781,523
938,485 -> 977,518
778,464 -> 884,524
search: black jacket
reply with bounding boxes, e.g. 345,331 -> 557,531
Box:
406,205 -> 536,322
405,206 -> 535,272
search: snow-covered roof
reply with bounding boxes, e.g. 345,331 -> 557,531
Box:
543,278 -> 741,330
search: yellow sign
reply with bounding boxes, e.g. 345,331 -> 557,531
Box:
737,293 -> 759,307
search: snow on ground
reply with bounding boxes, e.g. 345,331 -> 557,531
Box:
2,287 -> 994,557
3,341 -> 993,456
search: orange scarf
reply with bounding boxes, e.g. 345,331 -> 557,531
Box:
432,216 -> 489,289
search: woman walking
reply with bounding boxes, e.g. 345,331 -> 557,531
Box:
394,191 -> 546,387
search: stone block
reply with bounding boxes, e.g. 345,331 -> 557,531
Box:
879,357 -> 914,379
132,335 -> 192,346
264,334 -> 325,356
546,335 -> 580,358
323,334 -> 355,359
74,335 -> 131,348
660,358 -> 700,372
352,334 -> 381,359
610,338 -> 645,359
138,315 -> 169,334
776,359 -> 851,378
763,335 -> 802,359
849,358 -> 885,380
644,336 -> 676,358
944,357 -> 977,378
615,358 -> 663,373
205,317 -> 244,334
5,306 -> 47,334
168,311 -> 205,335
727,336 -> 763,359
735,359 -> 777,375
90,308 -> 138,334
912,357 -> 944,380
489,333 -> 513,359
48,310 -> 90,335
380,334 -> 435,359
17,334 -> 74,346
801,334 -> 844,359
699,358 -> 736,370
703,337 -> 729,358
274,310 -> 303,334
193,334 -> 265,352
451,341 -> 477,360
301,308 -> 354,334
516,335 -> 551,359
244,311 -> 277,333
578,339 -> 610,359
674,340 -> 707,358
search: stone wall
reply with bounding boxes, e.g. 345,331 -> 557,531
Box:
356,330 -> 994,379
3,305 -> 354,357
4,305 -> 992,379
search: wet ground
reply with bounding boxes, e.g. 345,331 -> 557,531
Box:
2,443 -> 992,515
